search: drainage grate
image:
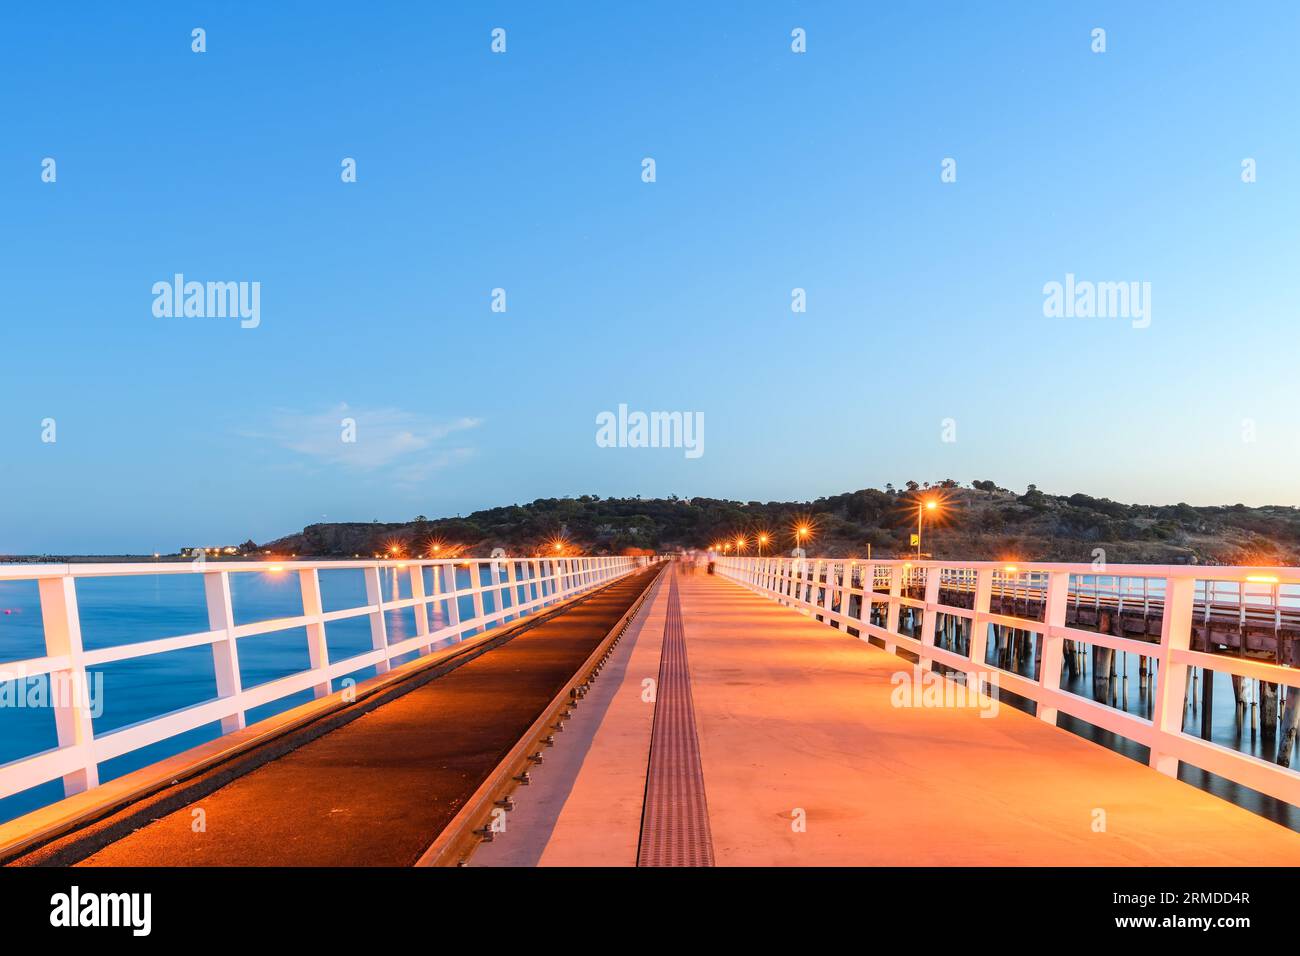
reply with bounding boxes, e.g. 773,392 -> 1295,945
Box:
637,572 -> 715,866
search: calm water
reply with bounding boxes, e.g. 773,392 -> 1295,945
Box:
0,565 -> 516,825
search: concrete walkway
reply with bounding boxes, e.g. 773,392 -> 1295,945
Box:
482,567 -> 1300,866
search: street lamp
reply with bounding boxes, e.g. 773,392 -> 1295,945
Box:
916,498 -> 938,559
795,524 -> 811,553
735,535 -> 746,554
757,532 -> 770,555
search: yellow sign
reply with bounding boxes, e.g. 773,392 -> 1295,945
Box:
909,534 -> 920,547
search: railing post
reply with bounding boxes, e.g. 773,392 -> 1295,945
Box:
363,564 -> 391,671
919,565 -> 941,671
469,562 -> 486,623
38,574 -> 100,795
966,568 -> 993,673
203,570 -> 246,733
860,562 -> 876,635
1036,570 -> 1070,725
488,558 -> 504,619
430,561 -> 445,631
1150,575 -> 1196,777
820,561 -> 835,618
504,559 -> 519,621
409,564 -> 431,654
885,565 -> 901,654
298,568 -> 331,698
841,562 -> 857,627
442,564 -> 462,636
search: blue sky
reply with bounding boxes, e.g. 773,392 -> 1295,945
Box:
2,2 -> 1298,553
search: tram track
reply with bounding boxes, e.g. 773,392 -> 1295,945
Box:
6,562 -> 664,868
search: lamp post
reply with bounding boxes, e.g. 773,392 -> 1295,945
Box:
917,498 -> 938,560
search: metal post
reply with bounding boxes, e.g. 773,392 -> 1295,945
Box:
1036,570 -> 1070,725
203,570 -> 246,733
299,568 -> 332,698
363,565 -> 391,671
39,575 -> 100,794
1150,576 -> 1196,777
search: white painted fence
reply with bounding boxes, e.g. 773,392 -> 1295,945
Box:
0,556 -> 639,803
717,556 -> 1300,807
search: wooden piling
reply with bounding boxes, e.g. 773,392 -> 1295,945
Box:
1261,681 -> 1279,740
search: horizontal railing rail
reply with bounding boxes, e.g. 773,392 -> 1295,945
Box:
0,555 -> 644,805
716,556 -> 1300,808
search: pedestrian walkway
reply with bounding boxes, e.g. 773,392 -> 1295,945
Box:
480,566 -> 1300,865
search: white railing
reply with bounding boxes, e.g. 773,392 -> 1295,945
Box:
0,555 -> 640,804
717,556 -> 1300,807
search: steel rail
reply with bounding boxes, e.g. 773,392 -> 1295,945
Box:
416,563 -> 666,867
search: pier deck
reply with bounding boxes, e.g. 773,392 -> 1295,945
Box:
479,568 -> 1300,866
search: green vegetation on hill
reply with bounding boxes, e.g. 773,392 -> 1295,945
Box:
260,481 -> 1300,565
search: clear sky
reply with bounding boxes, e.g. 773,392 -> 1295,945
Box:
2,2 -> 1298,553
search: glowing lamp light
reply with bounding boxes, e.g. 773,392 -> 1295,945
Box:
1247,575 -> 1279,583
1004,565 -> 1018,573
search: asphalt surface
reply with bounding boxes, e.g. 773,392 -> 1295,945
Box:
59,567 -> 660,867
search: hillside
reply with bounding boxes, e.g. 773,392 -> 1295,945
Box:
258,481 -> 1300,565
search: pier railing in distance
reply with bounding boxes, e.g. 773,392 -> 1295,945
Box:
0,556 -> 641,804
717,556 -> 1300,807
